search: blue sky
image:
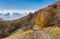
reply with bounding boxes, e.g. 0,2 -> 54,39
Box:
0,0 -> 58,20
0,0 -> 58,10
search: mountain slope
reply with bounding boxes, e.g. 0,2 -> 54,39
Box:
32,1 -> 60,28
4,30 -> 33,39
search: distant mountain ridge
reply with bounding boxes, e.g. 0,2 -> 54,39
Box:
0,12 -> 28,20
0,10 -> 35,20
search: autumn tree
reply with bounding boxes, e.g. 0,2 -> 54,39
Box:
35,7 -> 56,29
41,8 -> 56,26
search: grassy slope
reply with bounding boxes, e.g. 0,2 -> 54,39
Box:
42,27 -> 60,39
3,30 -> 33,39
3,27 -> 60,39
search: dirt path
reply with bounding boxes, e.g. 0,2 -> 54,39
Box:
31,30 -> 52,39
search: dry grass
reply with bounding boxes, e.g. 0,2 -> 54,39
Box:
3,26 -> 60,39
42,27 -> 60,39
3,30 -> 33,39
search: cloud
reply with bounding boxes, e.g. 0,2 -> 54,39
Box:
0,10 -> 36,16
0,10 -> 36,14
0,10 -> 36,20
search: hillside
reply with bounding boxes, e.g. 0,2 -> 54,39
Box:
0,1 -> 60,39
3,27 -> 60,39
32,1 -> 60,28
4,30 -> 33,39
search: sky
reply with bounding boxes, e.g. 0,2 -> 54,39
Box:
0,0 -> 58,10
0,0 -> 58,20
